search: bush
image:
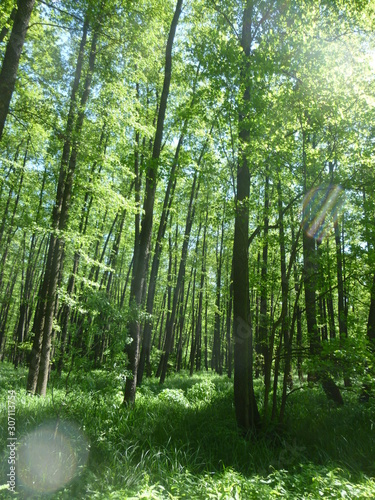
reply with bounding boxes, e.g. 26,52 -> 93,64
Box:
157,388 -> 189,408
186,379 -> 216,407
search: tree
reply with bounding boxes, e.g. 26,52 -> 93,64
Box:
27,12 -> 97,395
123,0 -> 183,405
232,0 -> 261,434
0,0 -> 36,140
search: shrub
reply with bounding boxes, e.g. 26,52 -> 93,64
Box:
157,388 -> 189,408
186,379 -> 216,407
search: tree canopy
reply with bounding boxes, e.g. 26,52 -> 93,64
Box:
0,0 -> 375,443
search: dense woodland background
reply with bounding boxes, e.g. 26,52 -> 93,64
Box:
1,0 -> 375,484
1,0 -> 375,497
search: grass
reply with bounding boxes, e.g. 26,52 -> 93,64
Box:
0,362 -> 374,498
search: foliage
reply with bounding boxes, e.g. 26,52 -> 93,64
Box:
0,0 -> 375,495
1,365 -> 375,498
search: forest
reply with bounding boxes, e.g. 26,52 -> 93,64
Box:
0,0 -> 375,498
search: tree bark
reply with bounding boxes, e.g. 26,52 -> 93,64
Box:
233,0 -> 260,434
27,19 -> 97,395
160,170 -> 199,384
195,202 -> 208,373
260,173 -> 271,417
0,0 -> 36,140
0,7 -> 17,43
123,0 -> 183,404
137,128 -> 184,384
212,207 -> 224,375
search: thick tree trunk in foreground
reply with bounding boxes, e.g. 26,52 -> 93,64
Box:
233,0 -> 260,434
0,0 -> 36,140
123,0 -> 183,404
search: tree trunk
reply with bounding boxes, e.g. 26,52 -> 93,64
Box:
124,0 -> 183,404
226,258 -> 233,378
195,202 -> 208,373
56,132 -> 107,376
137,128 -> 183,384
27,19 -> 97,395
160,170 -> 199,384
233,0 -> 260,434
326,238 -> 336,340
0,7 -> 17,43
0,0 -> 36,139
271,177 -> 289,421
0,139 -> 27,291
0,266 -> 19,359
212,208 -> 224,375
189,264 -> 197,376
302,137 -> 343,405
260,173 -> 271,418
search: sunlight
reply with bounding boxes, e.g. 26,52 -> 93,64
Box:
302,185 -> 344,241
17,420 -> 89,495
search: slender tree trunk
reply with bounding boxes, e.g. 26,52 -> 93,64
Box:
195,203 -> 208,373
279,280 -> 303,423
317,240 -> 328,342
56,132 -> 107,375
360,184 -> 375,401
0,266 -> 19,358
0,139 -> 27,291
226,258 -> 233,378
0,0 -> 36,139
260,173 -> 271,417
302,131 -> 320,369
334,219 -> 348,341
175,283 -> 185,372
189,265 -> 197,376
15,162 -> 47,367
326,238 -> 336,339
27,19 -> 98,395
137,129 -> 183,384
0,7 -> 17,43
212,208 -> 224,375
334,218 -> 351,387
271,177 -> 289,421
124,0 -> 183,404
160,171 -> 199,384
302,137 -> 343,405
367,274 -> 375,349
204,285 -> 208,371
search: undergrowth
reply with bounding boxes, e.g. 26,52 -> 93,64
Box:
0,362 -> 374,499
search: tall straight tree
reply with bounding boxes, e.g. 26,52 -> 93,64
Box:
232,0 -> 261,433
27,15 -> 99,395
137,123 -> 185,385
160,169 -> 200,384
0,0 -> 36,140
212,206 -> 224,375
123,0 -> 183,405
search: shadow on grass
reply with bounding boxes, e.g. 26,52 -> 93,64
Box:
0,363 -> 374,498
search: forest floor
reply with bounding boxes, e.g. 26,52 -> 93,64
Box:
0,362 -> 375,499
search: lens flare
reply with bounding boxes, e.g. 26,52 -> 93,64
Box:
17,420 -> 89,495
302,184 -> 344,241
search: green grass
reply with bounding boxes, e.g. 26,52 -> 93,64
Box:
0,362 -> 374,498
